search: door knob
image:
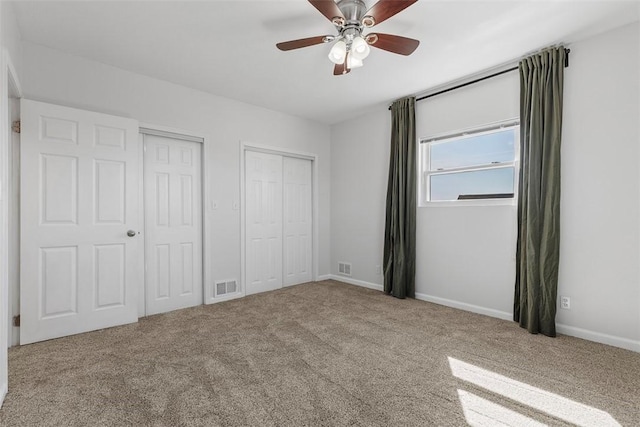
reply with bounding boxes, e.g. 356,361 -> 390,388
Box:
127,230 -> 137,237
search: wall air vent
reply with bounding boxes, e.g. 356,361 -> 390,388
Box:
226,280 -> 237,294
215,280 -> 239,297
216,281 -> 226,296
338,262 -> 352,277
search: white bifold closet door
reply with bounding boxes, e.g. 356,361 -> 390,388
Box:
283,157 -> 312,286
245,151 -> 283,295
143,134 -> 203,315
245,151 -> 312,296
20,100 -> 140,345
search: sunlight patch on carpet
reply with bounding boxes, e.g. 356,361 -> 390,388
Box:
457,390 -> 547,427
448,357 -> 621,427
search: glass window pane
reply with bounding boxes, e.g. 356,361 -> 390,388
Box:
430,128 -> 516,171
430,167 -> 515,201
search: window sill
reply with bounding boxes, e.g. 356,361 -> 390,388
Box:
419,198 -> 516,208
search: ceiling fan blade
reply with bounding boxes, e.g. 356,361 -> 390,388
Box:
308,0 -> 345,24
333,53 -> 351,76
362,0 -> 418,27
366,33 -> 420,55
276,36 -> 331,51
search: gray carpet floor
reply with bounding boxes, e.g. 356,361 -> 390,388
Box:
1,280 -> 639,426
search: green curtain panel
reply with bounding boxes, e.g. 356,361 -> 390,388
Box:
514,47 -> 566,337
383,97 -> 416,299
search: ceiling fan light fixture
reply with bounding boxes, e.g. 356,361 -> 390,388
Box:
328,39 -> 347,64
350,36 -> 370,60
276,0 -> 421,76
347,56 -> 363,69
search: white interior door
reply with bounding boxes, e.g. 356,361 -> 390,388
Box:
283,157 -> 312,286
20,99 -> 140,345
143,134 -> 202,315
245,151 -> 283,295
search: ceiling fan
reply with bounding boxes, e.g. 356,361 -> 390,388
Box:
276,0 -> 420,76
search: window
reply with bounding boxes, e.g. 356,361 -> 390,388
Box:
419,120 -> 519,204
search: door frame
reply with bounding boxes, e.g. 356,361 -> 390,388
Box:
6,49 -> 21,348
239,142 -> 319,299
138,123 -> 211,316
1,48 -> 22,406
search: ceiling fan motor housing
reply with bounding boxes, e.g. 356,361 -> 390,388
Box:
337,0 -> 368,24
336,0 -> 369,48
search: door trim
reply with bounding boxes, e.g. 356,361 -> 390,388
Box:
6,49 -> 22,349
138,123 -> 211,316
2,47 -> 23,406
239,142 -> 319,299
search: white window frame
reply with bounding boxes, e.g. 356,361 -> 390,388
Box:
419,119 -> 520,207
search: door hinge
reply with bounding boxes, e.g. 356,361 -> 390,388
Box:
12,120 -> 20,134
13,315 -> 20,327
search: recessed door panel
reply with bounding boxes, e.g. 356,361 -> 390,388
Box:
156,173 -> 170,227
285,235 -> 295,276
249,238 -> 262,285
21,99 -> 140,345
94,125 -> 126,150
40,116 -> 78,144
181,243 -> 194,295
155,144 -> 169,163
156,244 -> 170,299
180,175 -> 193,226
41,154 -> 78,225
299,235 -> 309,275
40,246 -> 78,318
94,160 -> 125,224
94,244 -> 125,308
181,148 -> 192,166
252,180 -> 262,224
144,135 -> 202,315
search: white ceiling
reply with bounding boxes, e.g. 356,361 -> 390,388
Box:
11,0 -> 640,124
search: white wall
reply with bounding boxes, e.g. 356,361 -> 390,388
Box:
20,41 -> 332,305
557,22 -> 640,348
331,109 -> 390,286
330,22 -> 640,352
1,1 -> 22,78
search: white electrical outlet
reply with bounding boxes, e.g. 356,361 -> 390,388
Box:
375,265 -> 382,275
560,296 -> 571,310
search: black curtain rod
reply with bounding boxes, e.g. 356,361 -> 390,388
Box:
389,48 -> 570,110
416,66 -> 517,103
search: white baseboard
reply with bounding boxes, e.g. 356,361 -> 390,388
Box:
0,382 -> 6,408
416,292 -> 639,352
328,275 -> 384,292
414,292 -> 513,321
206,292 -> 244,305
556,323 -> 640,353
322,277 -> 640,353
316,274 -> 332,282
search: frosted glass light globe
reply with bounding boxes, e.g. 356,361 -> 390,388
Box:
351,36 -> 371,60
328,40 -> 347,64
